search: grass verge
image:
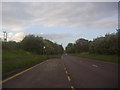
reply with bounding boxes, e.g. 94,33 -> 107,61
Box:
2,50 -> 61,79
70,52 -> 119,63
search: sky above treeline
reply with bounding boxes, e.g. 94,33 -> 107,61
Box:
1,2 -> 118,48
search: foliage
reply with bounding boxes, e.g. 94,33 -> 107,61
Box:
2,34 -> 63,78
66,43 -> 76,53
21,35 -> 44,54
2,34 -> 64,55
75,38 -> 89,53
66,30 -> 118,55
43,39 -> 63,54
89,33 -> 118,54
2,41 -> 20,50
70,52 -> 119,63
66,38 -> 89,53
2,50 -> 61,78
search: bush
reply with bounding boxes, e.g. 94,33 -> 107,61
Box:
66,30 -> 118,55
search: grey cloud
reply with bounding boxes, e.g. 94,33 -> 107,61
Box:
2,2 -> 33,31
2,2 -> 118,31
37,33 -> 73,40
0,32 -> 26,42
0,31 -> 72,42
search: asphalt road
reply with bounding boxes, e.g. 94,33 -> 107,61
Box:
62,54 -> 118,88
3,54 -> 118,88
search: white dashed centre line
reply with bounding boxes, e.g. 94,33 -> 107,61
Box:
92,64 -> 98,67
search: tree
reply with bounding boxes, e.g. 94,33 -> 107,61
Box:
89,33 -> 118,55
66,43 -> 76,53
2,41 -> 19,50
21,35 -> 44,54
75,38 -> 89,53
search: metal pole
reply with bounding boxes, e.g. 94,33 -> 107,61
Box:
3,31 -> 7,42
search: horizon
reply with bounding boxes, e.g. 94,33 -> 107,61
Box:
1,2 -> 118,48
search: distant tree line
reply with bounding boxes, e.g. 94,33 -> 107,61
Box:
66,29 -> 119,55
2,35 -> 64,55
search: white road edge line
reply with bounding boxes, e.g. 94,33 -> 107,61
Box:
92,64 -> 98,67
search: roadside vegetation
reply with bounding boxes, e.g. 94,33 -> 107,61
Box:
70,52 -> 118,63
2,35 -> 63,78
66,29 -> 120,62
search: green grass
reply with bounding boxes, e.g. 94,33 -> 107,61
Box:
70,52 -> 119,63
2,50 -> 61,78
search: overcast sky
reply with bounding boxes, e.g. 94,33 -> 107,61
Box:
1,2 -> 118,48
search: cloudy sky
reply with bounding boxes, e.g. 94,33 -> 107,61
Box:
1,2 -> 118,48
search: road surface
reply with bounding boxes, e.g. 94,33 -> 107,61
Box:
3,54 -> 118,88
62,54 -> 118,88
